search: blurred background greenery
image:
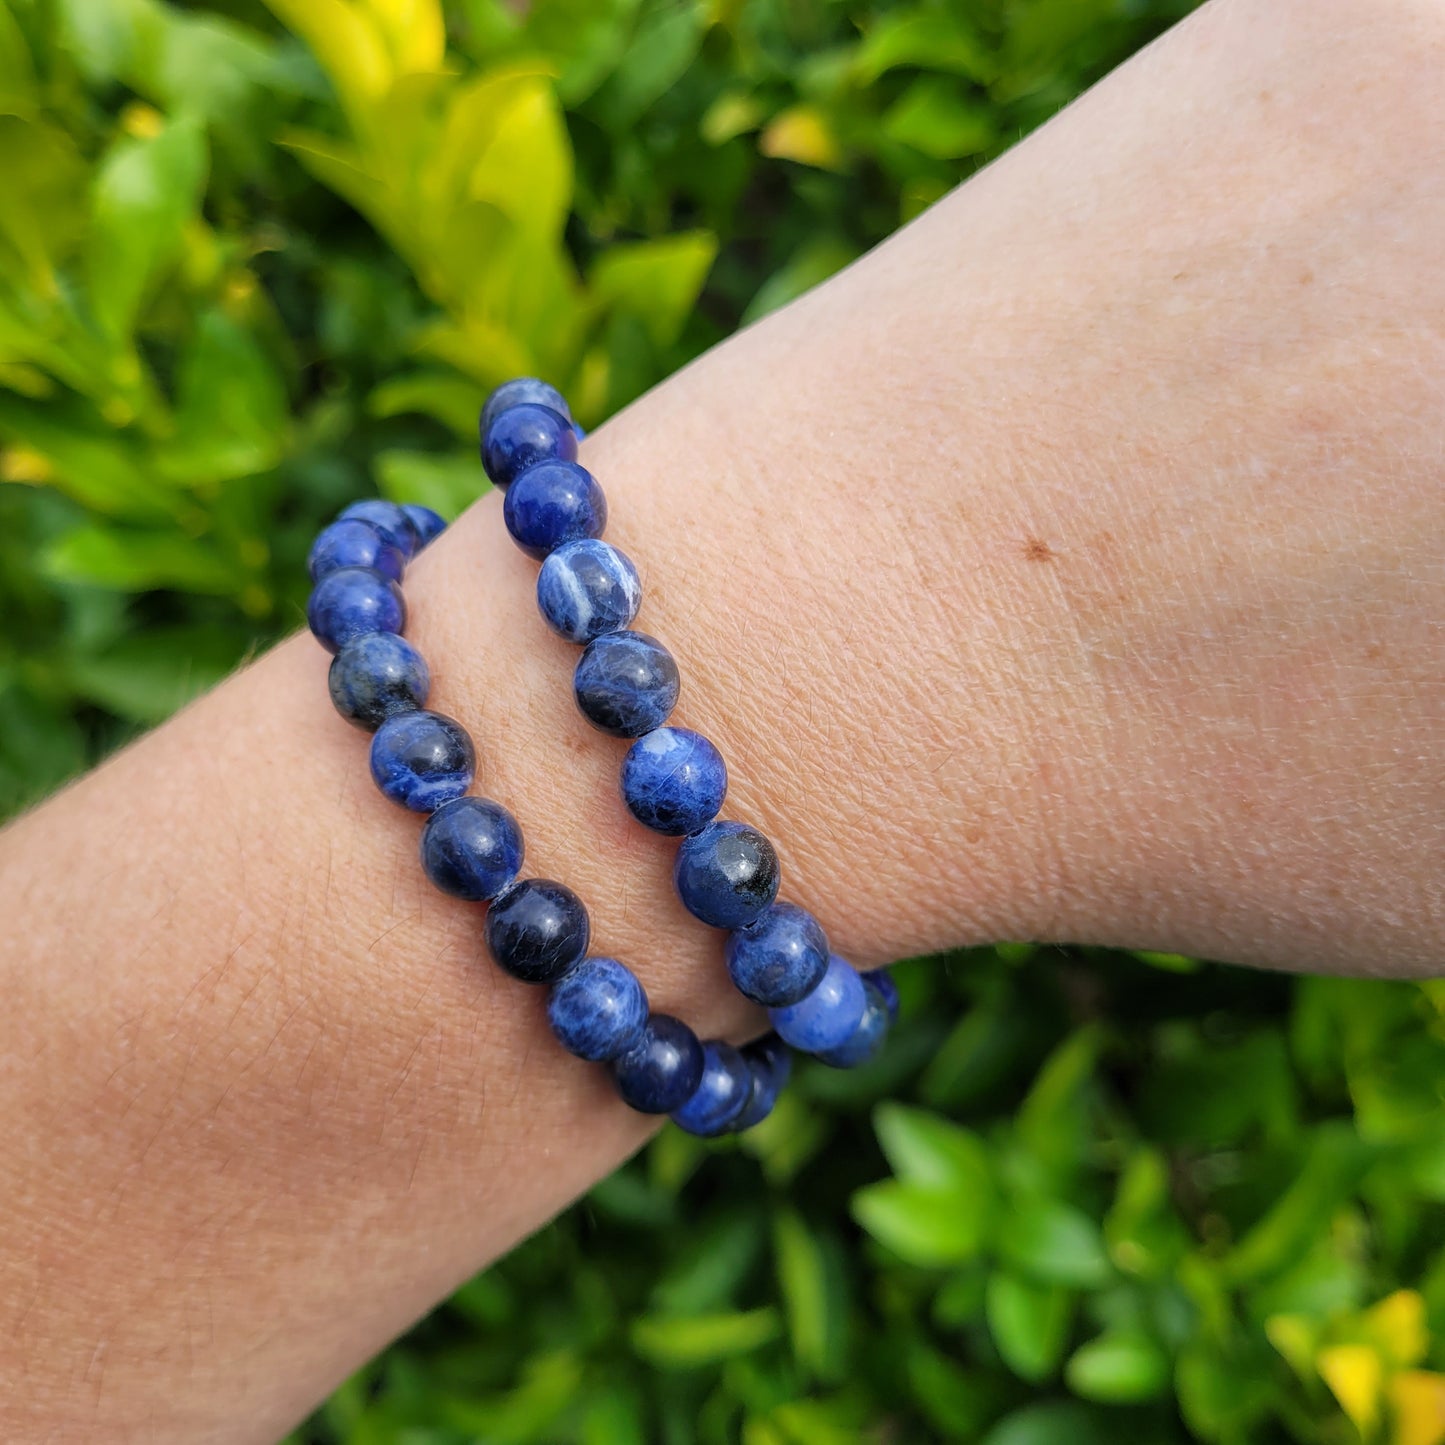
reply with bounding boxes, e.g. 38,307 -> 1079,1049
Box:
3,0 -> 1445,1440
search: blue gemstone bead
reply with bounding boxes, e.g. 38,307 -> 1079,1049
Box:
573,422 -> 587,442
724,900 -> 828,1006
674,820 -> 780,930
621,727 -> 727,836
547,956 -> 649,1062
338,499 -> 420,557
671,1041 -> 752,1137
769,952 -> 866,1051
574,630 -> 680,738
503,460 -> 608,560
402,504 -> 447,548
369,709 -> 474,812
328,632 -> 430,730
484,878 -> 590,985
863,967 -> 900,1022
482,403 -> 578,488
732,1034 -> 792,1132
307,566 -> 406,654
536,539 -> 641,644
816,980 -> 891,1068
612,1014 -> 705,1114
419,796 -> 524,901
308,519 -> 405,583
480,378 -> 571,440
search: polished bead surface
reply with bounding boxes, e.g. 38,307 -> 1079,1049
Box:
419,796 -> 523,901
328,632 -> 430,730
338,499 -> 419,556
864,968 -> 900,1022
484,878 -> 590,985
402,504 -> 447,548
480,377 -> 571,440
671,1041 -> 752,1137
308,519 -> 405,583
536,539 -> 641,644
503,460 -> 608,560
307,566 -> 406,654
574,630 -> 680,738
817,980 -> 891,1068
482,403 -> 578,488
732,1034 -> 792,1132
621,727 -> 727,836
369,709 -> 474,811
612,1014 -> 704,1114
674,820 -> 780,930
547,956 -> 649,1062
724,899 -> 827,1005
770,952 -> 867,1051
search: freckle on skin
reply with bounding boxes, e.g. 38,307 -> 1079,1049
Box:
1023,537 -> 1056,563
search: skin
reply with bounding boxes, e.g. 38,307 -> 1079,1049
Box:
1,0 -> 1441,1435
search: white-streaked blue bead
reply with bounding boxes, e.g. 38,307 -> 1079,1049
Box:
816,980 -> 891,1068
769,952 -> 867,1053
536,539 -> 641,644
547,957 -> 649,1062
369,710 -> 474,812
621,727 -> 727,836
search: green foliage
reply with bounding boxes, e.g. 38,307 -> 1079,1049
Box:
5,1 -> 1445,1442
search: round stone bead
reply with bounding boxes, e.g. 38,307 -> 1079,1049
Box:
864,968 -> 900,1022
536,539 -> 641,644
338,499 -> 419,557
419,796 -> 523,901
328,632 -> 430,730
621,727 -> 727,836
308,518 -> 405,583
612,1014 -> 705,1114
724,900 -> 828,1006
732,1034 -> 792,1132
673,820 -> 780,930
671,1041 -> 752,1137
816,980 -> 891,1068
503,460 -> 608,560
402,504 -> 447,548
480,377 -> 571,440
307,566 -> 406,654
369,709 -> 474,812
482,403 -> 578,489
547,956 -> 649,1062
769,952 -> 867,1052
574,630 -> 680,738
484,878 -> 590,985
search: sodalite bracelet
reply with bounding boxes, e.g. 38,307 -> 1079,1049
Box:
306,494 -> 785,1135
479,380 -> 898,1071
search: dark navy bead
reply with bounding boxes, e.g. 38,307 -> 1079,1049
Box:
369,709 -> 474,812
816,980 -> 891,1068
673,820 -> 780,929
612,1014 -> 704,1114
536,539 -> 641,644
485,878 -> 590,985
574,630 -> 680,738
328,632 -> 430,730
547,956 -> 649,1062
724,900 -> 828,1006
732,1034 -> 793,1131
308,519 -> 405,583
769,952 -> 867,1051
864,967 -> 900,1022
338,499 -> 420,557
480,378 -> 571,440
419,796 -> 523,901
482,403 -> 578,488
671,1041 -> 752,1137
402,504 -> 447,548
307,566 -> 406,654
503,460 -> 608,560
621,727 -> 727,836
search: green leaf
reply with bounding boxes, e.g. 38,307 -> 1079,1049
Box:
853,12 -> 995,84
774,1207 -> 847,1382
741,235 -> 858,326
630,1308 -> 780,1369
997,1199 -> 1111,1289
873,1102 -> 993,1192
985,1271 -> 1074,1383
68,625 -> 250,723
981,1401 -> 1117,1445
590,232 -> 717,350
852,1179 -> 989,1267
1065,1330 -> 1170,1404
882,77 -> 997,159
588,1 -> 707,131
43,524 -> 243,595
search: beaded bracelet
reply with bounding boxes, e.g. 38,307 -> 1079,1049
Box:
478,379 -> 900,1089
303,496 -> 792,1136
